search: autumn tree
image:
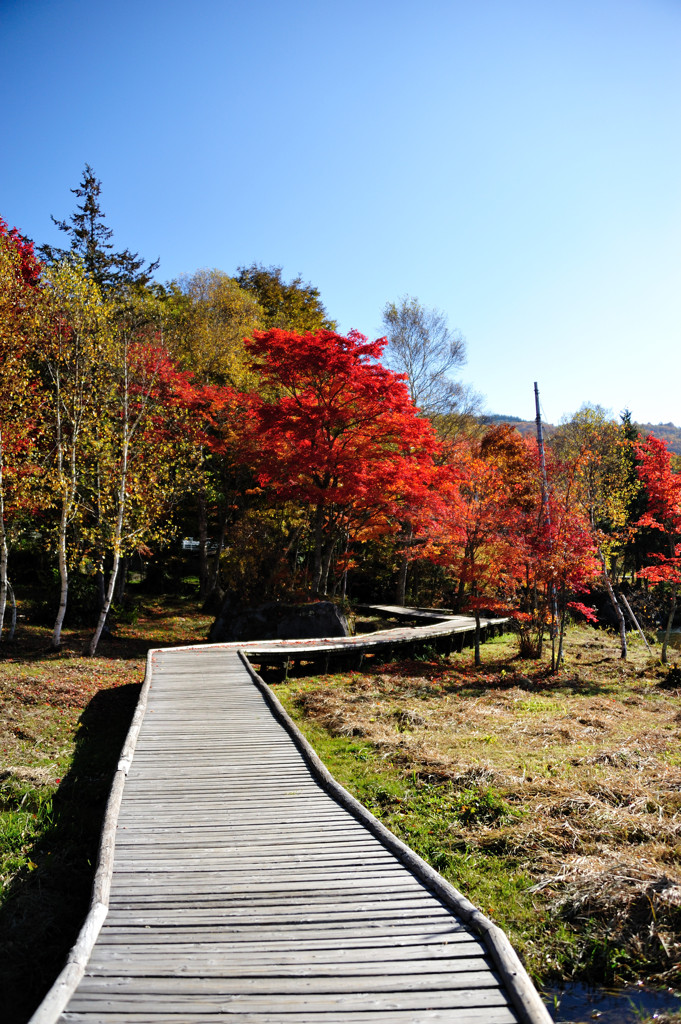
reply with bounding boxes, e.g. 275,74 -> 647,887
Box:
167,269 -> 262,388
427,436 -> 518,664
236,264 -> 335,332
551,405 -> 640,657
634,434 -> 681,664
429,426 -> 599,667
244,328 -> 439,595
39,164 -> 159,297
87,311 -> 206,655
158,268 -> 267,600
0,220 -> 45,639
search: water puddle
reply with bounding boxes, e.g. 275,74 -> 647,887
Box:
658,630 -> 681,651
544,982 -> 681,1022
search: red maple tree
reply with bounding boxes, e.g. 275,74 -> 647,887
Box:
244,328 -> 440,594
634,434 -> 681,663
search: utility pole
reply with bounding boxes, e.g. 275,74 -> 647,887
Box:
534,383 -> 560,668
534,383 -> 550,510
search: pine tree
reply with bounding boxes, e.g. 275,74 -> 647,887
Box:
39,164 -> 159,296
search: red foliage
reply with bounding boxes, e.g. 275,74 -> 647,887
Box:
244,328 -> 440,529
634,434 -> 681,588
428,425 -> 599,627
0,217 -> 42,286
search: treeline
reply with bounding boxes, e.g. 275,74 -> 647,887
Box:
1,168 -> 679,663
484,413 -> 681,457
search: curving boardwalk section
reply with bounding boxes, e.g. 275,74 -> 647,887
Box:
32,619 -> 551,1024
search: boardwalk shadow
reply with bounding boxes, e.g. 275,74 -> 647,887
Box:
0,682 -> 140,1024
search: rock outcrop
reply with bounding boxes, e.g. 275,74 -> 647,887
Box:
208,595 -> 350,643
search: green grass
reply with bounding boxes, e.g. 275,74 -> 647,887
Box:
274,714 -> 554,979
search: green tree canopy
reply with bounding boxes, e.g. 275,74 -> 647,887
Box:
235,263 -> 335,333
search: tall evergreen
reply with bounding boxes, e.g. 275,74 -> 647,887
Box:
39,164 -> 159,296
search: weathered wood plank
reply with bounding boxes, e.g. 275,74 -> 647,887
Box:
65,986 -> 512,1012
94,927 -> 480,948
83,956 -> 493,977
62,1009 -> 519,1023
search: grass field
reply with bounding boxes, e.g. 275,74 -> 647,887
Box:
1,602 -> 680,1022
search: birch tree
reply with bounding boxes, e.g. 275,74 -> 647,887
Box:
87,301 -> 204,655
42,260 -> 113,648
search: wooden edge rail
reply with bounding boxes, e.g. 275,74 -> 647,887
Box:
238,651 -> 553,1024
28,649 -> 157,1024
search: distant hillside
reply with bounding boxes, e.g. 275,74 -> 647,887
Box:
635,422 -> 681,456
484,414 -> 681,455
481,413 -> 556,439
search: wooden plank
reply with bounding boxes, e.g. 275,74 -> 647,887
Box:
94,929 -> 477,950
87,945 -> 487,967
65,987 -> 512,1012
84,956 -> 493,977
61,1008 -> 519,1023
74,972 -> 503,995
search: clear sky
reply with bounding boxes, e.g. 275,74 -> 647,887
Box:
2,0 -> 679,426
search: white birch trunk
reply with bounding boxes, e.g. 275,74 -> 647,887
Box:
88,451 -> 128,656
51,499 -> 70,648
89,360 -> 130,657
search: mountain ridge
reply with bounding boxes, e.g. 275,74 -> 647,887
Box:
484,414 -> 681,455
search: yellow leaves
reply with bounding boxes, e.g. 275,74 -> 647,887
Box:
167,269 -> 262,388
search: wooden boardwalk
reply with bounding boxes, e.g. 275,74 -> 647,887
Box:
32,634 -> 551,1024
205,609 -> 509,679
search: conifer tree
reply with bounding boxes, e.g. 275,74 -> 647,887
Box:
39,164 -> 159,296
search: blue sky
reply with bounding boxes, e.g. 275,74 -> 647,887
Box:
2,0 -> 679,425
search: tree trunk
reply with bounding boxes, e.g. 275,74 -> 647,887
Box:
320,540 -> 335,596
207,511 -> 230,597
90,547 -> 121,656
396,554 -> 409,606
599,549 -> 627,659
662,585 -> 678,666
619,591 -> 652,654
51,498 -> 70,649
555,582 -> 567,670
473,609 -> 481,667
96,564 -> 106,611
114,554 -> 129,605
197,493 -> 210,601
6,582 -> 16,641
312,500 -> 325,594
89,400 -> 130,656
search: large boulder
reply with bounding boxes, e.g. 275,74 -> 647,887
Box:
208,595 -> 350,643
